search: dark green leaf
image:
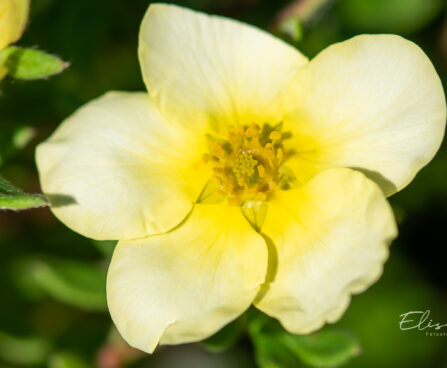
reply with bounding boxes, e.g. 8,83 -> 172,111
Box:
251,329 -> 301,368
0,176 -> 22,195
19,256 -> 107,311
282,330 -> 361,368
337,0 -> 443,34
248,311 -> 301,368
202,317 -> 245,353
248,311 -> 361,368
0,331 -> 51,366
92,240 -> 117,260
0,126 -> 36,166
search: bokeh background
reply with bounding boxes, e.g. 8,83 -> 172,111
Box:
1,0 -> 447,367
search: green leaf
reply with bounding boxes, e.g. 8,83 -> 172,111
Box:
248,311 -> 361,368
278,16 -> 303,42
0,331 -> 51,366
92,240 -> 117,260
12,126 -> 36,150
0,176 -> 48,210
0,176 -> 21,195
0,46 -> 68,80
20,256 -> 107,311
251,330 -> 301,368
282,331 -> 361,368
0,126 -> 36,166
202,317 -> 245,353
337,0 -> 443,34
248,311 -> 301,368
0,194 -> 48,210
49,352 -> 92,368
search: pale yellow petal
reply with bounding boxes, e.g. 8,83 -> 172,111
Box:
255,168 -> 397,333
36,91 -> 210,240
284,35 -> 446,195
139,4 -> 308,134
107,202 -> 267,353
0,0 -> 30,49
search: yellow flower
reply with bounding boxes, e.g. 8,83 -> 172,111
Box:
0,0 -> 30,79
36,4 -> 446,353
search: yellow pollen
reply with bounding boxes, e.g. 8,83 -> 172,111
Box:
232,152 -> 258,181
269,131 -> 281,141
203,124 -> 289,205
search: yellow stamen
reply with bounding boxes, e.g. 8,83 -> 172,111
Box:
202,153 -> 212,163
269,131 -> 281,141
211,142 -> 225,158
233,152 -> 257,180
245,123 -> 261,138
203,123 -> 290,205
277,148 -> 283,162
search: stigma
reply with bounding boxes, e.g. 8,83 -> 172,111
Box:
202,123 -> 287,205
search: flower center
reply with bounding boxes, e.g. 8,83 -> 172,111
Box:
202,123 -> 288,205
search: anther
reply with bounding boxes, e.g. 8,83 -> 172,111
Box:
202,153 -> 212,163
205,123 -> 288,205
269,131 -> 281,141
277,148 -> 283,162
245,123 -> 261,138
212,142 -> 226,158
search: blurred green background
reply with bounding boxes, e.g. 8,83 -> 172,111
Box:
1,0 -> 447,367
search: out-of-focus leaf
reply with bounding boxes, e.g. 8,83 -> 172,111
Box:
275,0 -> 334,29
337,0 -> 443,34
92,240 -> 117,260
20,256 -> 107,311
0,126 -> 36,166
248,310 -> 360,368
250,329 -> 300,368
278,16 -> 303,42
0,46 -> 69,80
248,311 -> 300,368
282,330 -> 361,368
0,176 -> 48,210
0,330 -> 51,366
49,352 -> 92,368
12,126 -> 36,150
202,317 -> 245,353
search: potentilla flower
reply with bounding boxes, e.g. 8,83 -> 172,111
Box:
36,4 -> 446,353
0,0 -> 29,79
